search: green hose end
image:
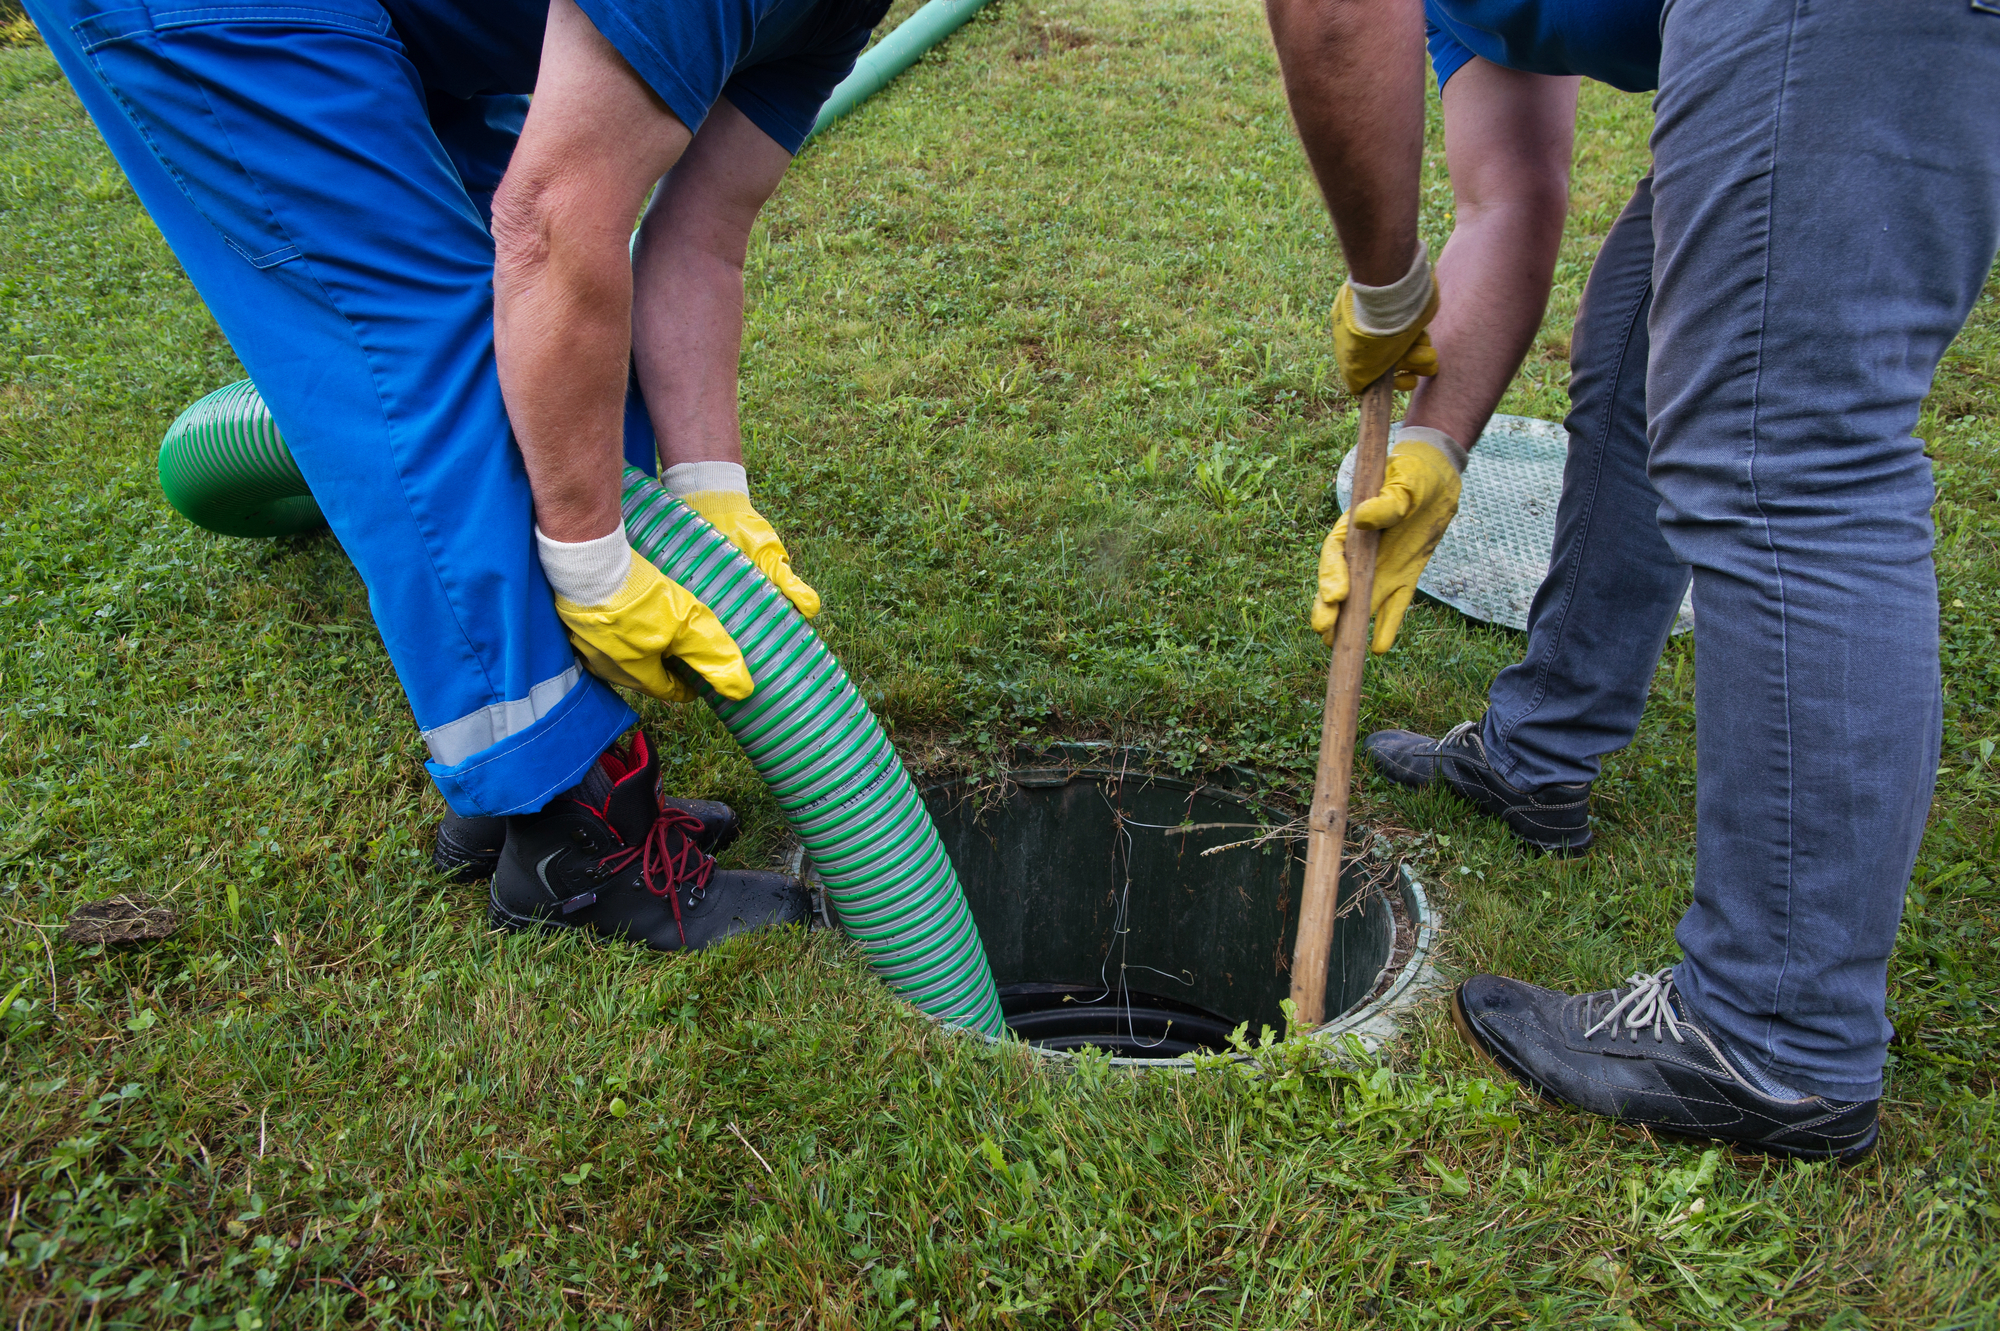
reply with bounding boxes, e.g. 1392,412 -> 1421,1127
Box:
622,469 -> 1009,1039
158,380 -> 327,538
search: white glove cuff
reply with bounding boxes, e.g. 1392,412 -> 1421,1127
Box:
1349,241 -> 1434,335
536,524 -> 633,606
1392,423 -> 1467,474
664,461 -> 748,499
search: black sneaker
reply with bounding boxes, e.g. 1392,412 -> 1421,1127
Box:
1366,719 -> 1592,853
435,794 -> 740,883
487,731 -> 808,952
1453,968 -> 1879,1164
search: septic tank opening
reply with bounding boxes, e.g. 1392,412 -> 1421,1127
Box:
920,745 -> 1424,1061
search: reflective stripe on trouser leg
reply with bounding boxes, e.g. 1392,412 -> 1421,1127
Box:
26,0 -> 635,815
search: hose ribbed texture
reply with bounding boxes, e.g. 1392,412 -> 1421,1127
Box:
157,380 -> 326,538
622,468 -> 1006,1037
153,380 -> 1006,1036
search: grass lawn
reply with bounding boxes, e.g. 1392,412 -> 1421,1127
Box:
4,0 -> 1999,1325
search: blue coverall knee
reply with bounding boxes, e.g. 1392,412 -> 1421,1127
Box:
28,0 -> 888,817
28,0 -> 638,817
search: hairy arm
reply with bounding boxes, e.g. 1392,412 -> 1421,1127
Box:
1403,59 -> 1577,445
1263,0 -> 1428,285
491,0 -> 692,542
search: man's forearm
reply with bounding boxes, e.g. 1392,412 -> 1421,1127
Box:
632,99 -> 796,471
1264,0 -> 1428,284
491,0 -> 694,545
494,197 -> 636,542
1403,198 -> 1567,444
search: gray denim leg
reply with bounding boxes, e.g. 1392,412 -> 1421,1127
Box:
1483,176 -> 1690,791
1651,0 -> 2000,1099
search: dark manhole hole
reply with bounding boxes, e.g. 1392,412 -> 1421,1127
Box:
922,745 -> 1426,1062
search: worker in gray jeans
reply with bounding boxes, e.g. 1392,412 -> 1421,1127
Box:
1266,0 -> 2000,1161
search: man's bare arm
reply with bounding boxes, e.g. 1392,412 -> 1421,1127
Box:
491,0 -> 691,543
1405,59 -> 1577,446
1263,0 -> 1428,285
633,99 -> 794,471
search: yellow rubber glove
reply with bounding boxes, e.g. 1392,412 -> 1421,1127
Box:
1311,433 -> 1464,654
554,550 -> 754,704
682,491 -> 822,619
1330,280 -> 1441,396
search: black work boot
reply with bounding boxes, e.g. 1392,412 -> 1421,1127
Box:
486,731 -> 808,951
1366,719 -> 1592,853
435,811 -> 508,883
435,794 -> 740,883
1453,968 -> 1879,1164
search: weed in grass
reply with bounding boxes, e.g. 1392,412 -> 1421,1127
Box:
2,0 -> 1998,1325
1191,439 -> 1279,515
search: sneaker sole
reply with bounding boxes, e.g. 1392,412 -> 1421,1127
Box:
1455,786 -> 1594,855
1497,820 -> 1593,856
1449,984 -> 1878,1166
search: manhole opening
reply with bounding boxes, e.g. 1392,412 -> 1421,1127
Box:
922,746 -> 1407,1061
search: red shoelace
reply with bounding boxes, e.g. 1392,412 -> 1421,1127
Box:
597,807 -> 715,947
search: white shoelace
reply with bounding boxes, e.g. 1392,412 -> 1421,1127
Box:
1581,967 -> 1686,1045
1433,720 -> 1483,755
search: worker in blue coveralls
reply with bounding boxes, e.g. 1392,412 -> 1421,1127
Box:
25,0 -> 890,949
1264,0 -> 1998,1161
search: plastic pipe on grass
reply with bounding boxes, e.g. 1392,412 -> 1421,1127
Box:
807,0 -> 994,140
156,382 -> 1009,1037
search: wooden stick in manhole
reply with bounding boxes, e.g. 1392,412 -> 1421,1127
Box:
1290,374 -> 1393,1027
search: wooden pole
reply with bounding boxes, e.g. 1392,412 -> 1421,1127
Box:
1289,374 -> 1394,1027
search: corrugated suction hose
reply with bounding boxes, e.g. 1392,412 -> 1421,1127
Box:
157,381 -> 1007,1037
158,380 -> 327,538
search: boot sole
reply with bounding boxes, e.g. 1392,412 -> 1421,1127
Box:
437,847 -> 500,884
1449,984 -> 1878,1166
487,890 -> 578,936
487,885 -> 810,952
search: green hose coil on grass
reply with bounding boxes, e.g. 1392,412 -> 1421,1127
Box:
158,380 -> 327,538
156,380 -> 1007,1037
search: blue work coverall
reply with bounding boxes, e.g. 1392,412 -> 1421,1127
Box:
25,0 -> 883,816
1427,0 -> 2000,1098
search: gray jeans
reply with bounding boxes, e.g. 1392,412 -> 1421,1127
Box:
1480,0 -> 1999,1098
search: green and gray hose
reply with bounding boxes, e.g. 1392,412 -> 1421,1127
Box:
159,383 -> 1007,1037
622,471 -> 1003,1035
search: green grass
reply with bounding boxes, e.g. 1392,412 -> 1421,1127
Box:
3,0 -> 1998,1324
